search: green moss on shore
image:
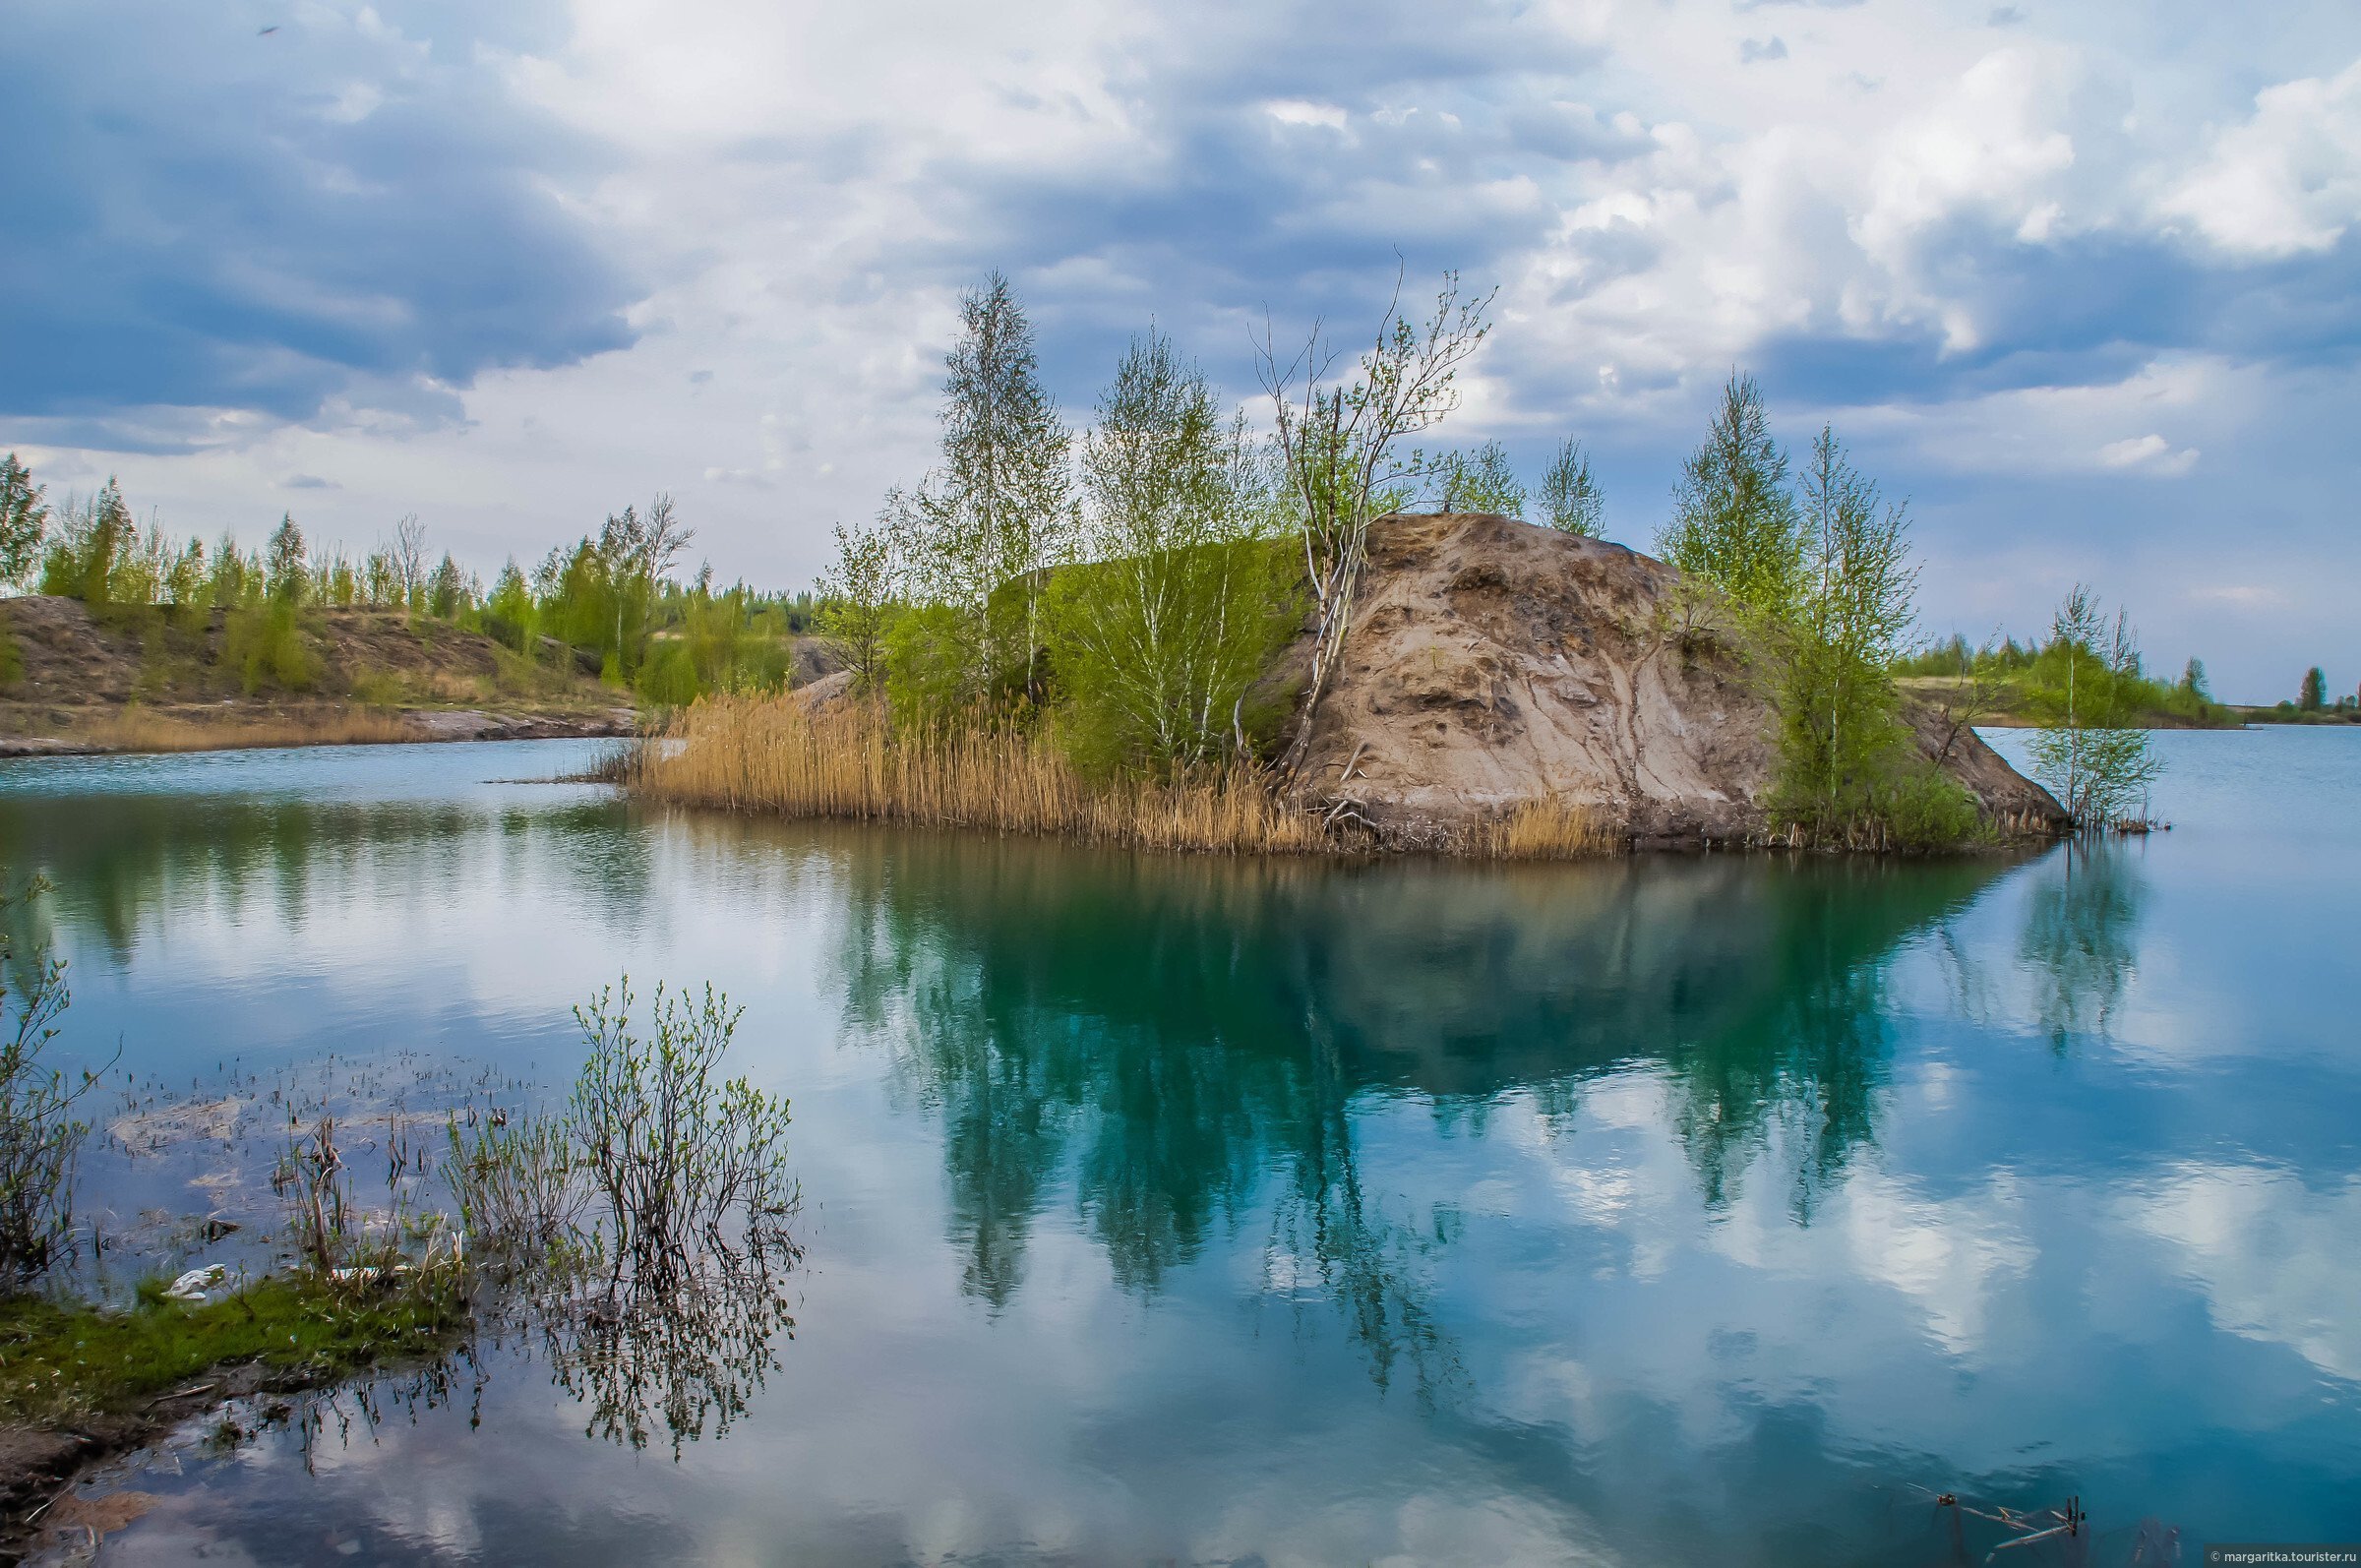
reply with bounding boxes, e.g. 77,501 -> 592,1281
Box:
0,1273 -> 469,1421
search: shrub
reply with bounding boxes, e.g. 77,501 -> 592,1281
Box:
0,878 -> 94,1282
569,981 -> 798,1273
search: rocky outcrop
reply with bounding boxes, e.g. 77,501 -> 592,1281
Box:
1281,513 -> 2065,846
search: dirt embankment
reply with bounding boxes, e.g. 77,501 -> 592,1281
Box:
0,596 -> 635,755
1280,513 -> 2066,846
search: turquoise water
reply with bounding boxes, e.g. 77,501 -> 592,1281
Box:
2,730 -> 2356,1564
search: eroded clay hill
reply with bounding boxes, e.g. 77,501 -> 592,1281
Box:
1282,513 -> 2065,845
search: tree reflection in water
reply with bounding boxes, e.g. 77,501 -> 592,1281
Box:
2018,837 -> 2147,1050
538,1237 -> 801,1456
821,828 -> 2018,1396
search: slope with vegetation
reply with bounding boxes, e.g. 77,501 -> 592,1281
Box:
639,271 -> 2089,853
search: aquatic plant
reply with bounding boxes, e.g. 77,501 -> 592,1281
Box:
0,876 -> 101,1283
569,980 -> 798,1276
443,1109 -> 586,1268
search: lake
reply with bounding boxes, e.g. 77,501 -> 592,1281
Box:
2,728 -> 2356,1565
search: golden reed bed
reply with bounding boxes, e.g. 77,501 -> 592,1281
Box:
629,692 -> 1608,859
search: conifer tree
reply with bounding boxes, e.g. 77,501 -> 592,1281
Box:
2299,666 -> 2327,711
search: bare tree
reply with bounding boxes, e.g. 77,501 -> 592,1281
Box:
392,514 -> 429,608
1256,269 -> 1492,773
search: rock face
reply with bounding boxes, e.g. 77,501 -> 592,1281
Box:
1281,513 -> 2065,845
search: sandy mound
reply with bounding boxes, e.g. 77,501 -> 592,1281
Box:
1283,513 -> 2064,846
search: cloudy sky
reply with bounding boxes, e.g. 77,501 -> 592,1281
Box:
4,0 -> 2356,699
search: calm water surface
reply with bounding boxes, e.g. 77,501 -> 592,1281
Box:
2,730 -> 2356,1565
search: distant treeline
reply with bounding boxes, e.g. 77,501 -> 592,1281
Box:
0,452 -> 817,703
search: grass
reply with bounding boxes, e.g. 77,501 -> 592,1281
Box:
635,692 -> 1331,855
0,1273 -> 469,1422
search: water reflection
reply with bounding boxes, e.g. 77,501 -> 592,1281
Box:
0,791 -> 650,967
829,834 -> 2017,1346
2018,839 -> 2148,1050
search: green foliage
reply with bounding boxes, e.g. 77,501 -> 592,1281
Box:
2024,584 -> 2163,824
1769,426 -> 1928,841
569,980 -> 798,1270
223,599 -> 315,694
0,877 -> 91,1283
815,521 -> 897,695
890,272 -> 1072,703
1435,438 -> 1526,516
882,601 -> 977,731
1539,437 -> 1604,537
38,480 -> 139,606
1045,329 -> 1296,775
266,513 -> 308,602
1657,372 -> 1805,621
2299,665 -> 2328,711
0,453 -> 48,586
0,1272 -> 468,1420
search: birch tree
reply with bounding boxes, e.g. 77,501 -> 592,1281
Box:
1657,372 -> 1804,621
0,455 -> 46,587
1047,329 -> 1289,774
1256,270 -> 1491,773
1773,426 -> 1920,833
895,272 -> 1072,706
2027,585 -> 2162,825
816,519 -> 898,695
1539,437 -> 1604,537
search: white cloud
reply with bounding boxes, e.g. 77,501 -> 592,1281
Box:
2163,57 -> 2361,257
2095,433 -> 2199,476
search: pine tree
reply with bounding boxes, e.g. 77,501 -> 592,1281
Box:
266,514 -> 308,601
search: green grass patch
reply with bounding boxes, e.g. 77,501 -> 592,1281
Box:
0,1273 -> 470,1421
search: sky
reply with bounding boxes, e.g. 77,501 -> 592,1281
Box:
3,0 -> 2356,702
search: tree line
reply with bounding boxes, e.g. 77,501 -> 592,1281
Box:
0,452 -> 817,702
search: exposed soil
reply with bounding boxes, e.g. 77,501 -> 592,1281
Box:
0,595 -> 634,754
1281,513 -> 2067,846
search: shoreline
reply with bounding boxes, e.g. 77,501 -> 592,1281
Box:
0,705 -> 637,759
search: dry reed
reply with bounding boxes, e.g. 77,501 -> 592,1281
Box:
635,693 -> 1325,855
1473,796 -> 1613,859
635,692 -> 1616,860
73,706 -> 425,754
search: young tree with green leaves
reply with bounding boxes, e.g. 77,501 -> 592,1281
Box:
266,513 -> 309,602
2025,584 -> 2162,825
1257,270 -> 1492,772
815,520 -> 898,696
1047,328 -> 1291,775
1539,437 -> 1604,537
1771,425 -> 1963,839
2299,666 -> 2328,711
893,272 -> 1072,708
0,454 -> 47,587
1436,438 -> 1526,516
1657,373 -> 1804,621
